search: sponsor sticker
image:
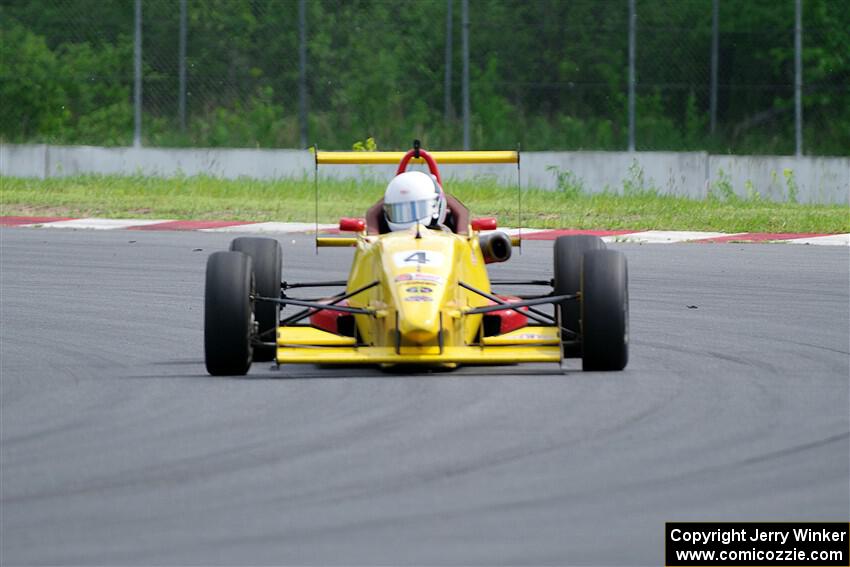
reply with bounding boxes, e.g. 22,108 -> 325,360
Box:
395,273 -> 444,284
405,286 -> 433,294
404,295 -> 433,302
514,333 -> 547,340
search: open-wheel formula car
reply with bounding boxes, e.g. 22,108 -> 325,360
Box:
204,145 -> 628,375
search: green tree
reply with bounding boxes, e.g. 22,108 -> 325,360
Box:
0,20 -> 68,139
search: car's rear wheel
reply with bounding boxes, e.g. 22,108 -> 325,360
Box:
205,251 -> 254,376
581,249 -> 628,371
230,237 -> 281,362
553,235 -> 606,356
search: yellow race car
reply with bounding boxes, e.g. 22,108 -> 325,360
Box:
204,146 -> 628,375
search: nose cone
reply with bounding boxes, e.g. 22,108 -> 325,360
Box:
380,229 -> 454,347
397,299 -> 440,345
398,316 -> 439,344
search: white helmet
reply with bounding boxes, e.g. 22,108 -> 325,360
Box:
383,171 -> 447,231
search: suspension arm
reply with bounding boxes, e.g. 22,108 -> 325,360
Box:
459,281 -> 558,325
464,293 -> 577,316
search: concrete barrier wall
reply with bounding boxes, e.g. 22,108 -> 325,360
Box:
708,155 -> 849,205
42,146 -> 315,179
520,151 -> 710,199
2,144 -> 847,204
1,144 -> 48,178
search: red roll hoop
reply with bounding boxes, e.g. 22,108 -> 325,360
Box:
395,149 -> 443,188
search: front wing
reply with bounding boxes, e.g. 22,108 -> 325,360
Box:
275,326 -> 562,365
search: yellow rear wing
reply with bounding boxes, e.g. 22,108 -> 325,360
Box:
315,150 -> 518,165
310,143 -> 522,249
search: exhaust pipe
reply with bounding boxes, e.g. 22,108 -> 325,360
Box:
479,231 -> 512,264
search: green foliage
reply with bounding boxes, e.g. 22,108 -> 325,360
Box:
57,39 -> 133,145
744,180 -> 760,202
683,92 -> 708,150
783,168 -> 799,203
188,87 -> 294,148
546,166 -> 585,198
0,20 -> 67,138
0,17 -> 132,144
72,102 -> 133,146
709,168 -> 736,201
622,160 -> 657,197
1,0 -> 848,154
352,137 -> 378,152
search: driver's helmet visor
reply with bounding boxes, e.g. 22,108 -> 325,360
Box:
384,198 -> 434,224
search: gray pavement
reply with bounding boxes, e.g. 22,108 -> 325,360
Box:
1,227 -> 848,565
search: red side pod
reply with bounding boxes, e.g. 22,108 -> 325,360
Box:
309,300 -> 350,334
490,295 -> 529,334
396,149 -> 443,187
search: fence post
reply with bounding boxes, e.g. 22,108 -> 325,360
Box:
794,0 -> 803,156
461,0 -> 470,150
178,0 -> 187,132
710,0 -> 719,135
627,0 -> 636,151
133,0 -> 142,147
444,0 -> 453,122
298,0 -> 309,148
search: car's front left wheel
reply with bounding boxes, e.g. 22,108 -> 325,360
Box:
229,237 -> 281,362
205,251 -> 254,376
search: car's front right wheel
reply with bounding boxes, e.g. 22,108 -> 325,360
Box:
581,249 -> 628,371
553,234 -> 606,356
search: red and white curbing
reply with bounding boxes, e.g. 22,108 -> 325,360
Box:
1,216 -> 847,246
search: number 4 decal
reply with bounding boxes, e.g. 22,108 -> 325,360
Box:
404,252 -> 429,264
393,250 -> 444,267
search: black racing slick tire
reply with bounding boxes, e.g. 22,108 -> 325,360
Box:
553,235 -> 606,357
205,251 -> 254,376
581,249 -> 629,371
229,237 -> 281,362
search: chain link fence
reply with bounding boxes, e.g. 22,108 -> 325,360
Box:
1,0 -> 847,154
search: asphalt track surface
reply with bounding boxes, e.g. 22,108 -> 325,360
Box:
1,227 -> 848,565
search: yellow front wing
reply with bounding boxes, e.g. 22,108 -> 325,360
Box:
276,345 -> 561,365
276,325 -> 561,365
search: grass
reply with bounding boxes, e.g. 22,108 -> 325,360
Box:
1,174 -> 847,233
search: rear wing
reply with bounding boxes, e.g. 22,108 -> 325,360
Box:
311,143 -> 522,250
315,150 -> 518,165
